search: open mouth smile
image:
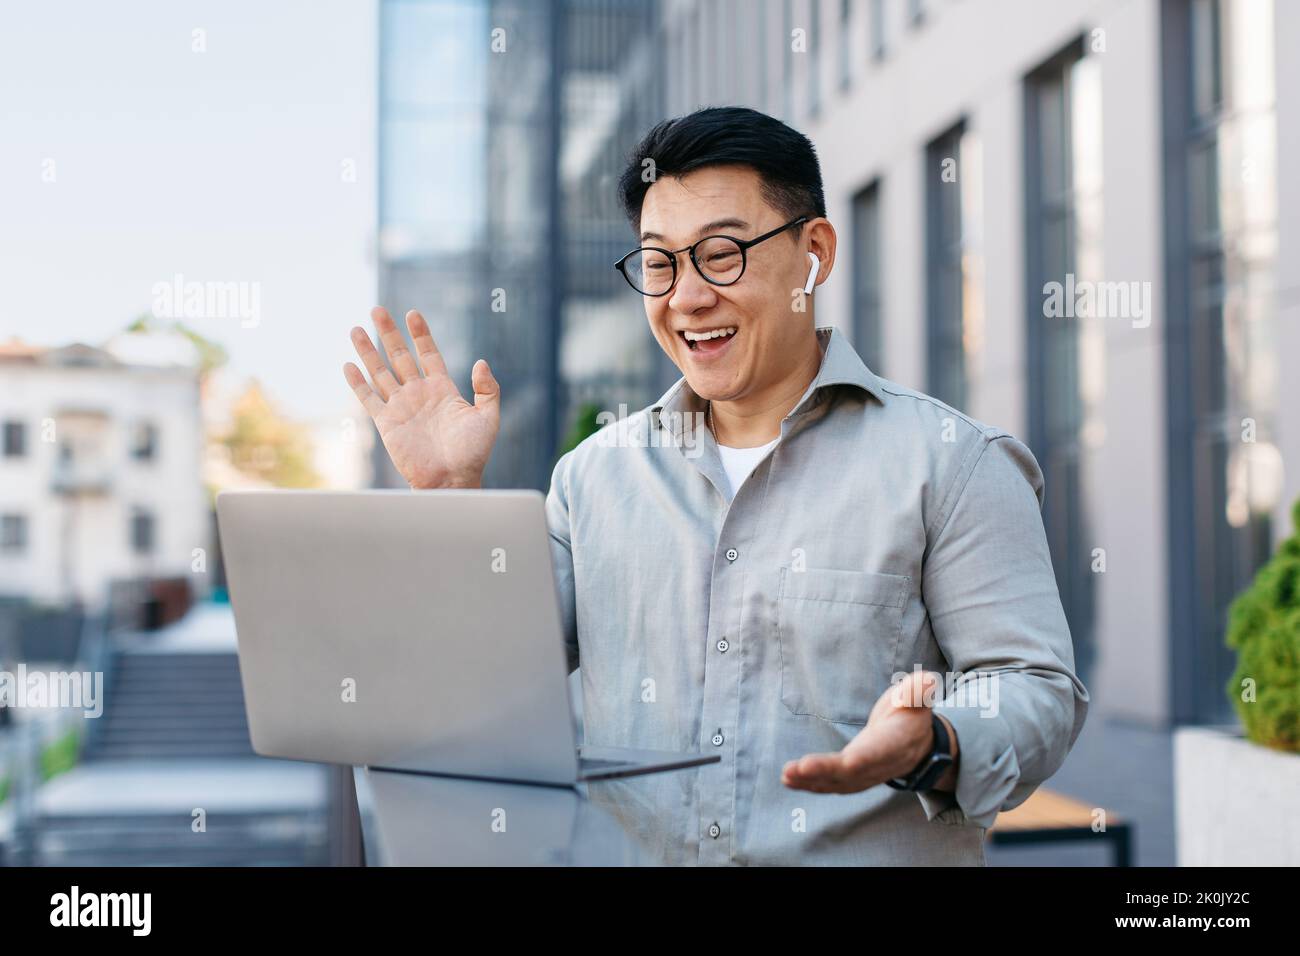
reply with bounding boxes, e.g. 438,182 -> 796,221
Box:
679,326 -> 738,355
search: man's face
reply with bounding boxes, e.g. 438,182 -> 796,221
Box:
637,165 -> 819,403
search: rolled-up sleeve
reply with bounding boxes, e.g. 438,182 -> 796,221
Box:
914,432 -> 1090,830
545,450 -> 580,674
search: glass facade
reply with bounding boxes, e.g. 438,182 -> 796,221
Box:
1024,41 -> 1104,687
1163,0 -> 1280,722
377,0 -> 667,490
557,0 -> 673,439
850,179 -> 883,373
924,121 -> 981,412
870,0 -> 886,60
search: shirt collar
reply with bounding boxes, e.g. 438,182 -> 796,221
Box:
650,326 -> 886,440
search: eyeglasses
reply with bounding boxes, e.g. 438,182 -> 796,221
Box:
614,216 -> 809,297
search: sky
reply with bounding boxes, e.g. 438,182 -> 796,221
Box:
0,0 -> 378,421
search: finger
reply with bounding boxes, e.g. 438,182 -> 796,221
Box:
405,309 -> 449,379
783,752 -> 842,785
782,762 -> 836,794
350,325 -> 400,401
343,362 -> 385,418
471,359 -> 501,422
372,307 -> 418,385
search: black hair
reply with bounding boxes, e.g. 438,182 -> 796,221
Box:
617,106 -> 826,233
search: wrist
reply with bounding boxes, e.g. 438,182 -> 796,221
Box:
410,472 -> 483,490
930,714 -> 959,792
886,712 -> 956,792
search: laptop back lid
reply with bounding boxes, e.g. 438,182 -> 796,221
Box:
216,489 -> 580,784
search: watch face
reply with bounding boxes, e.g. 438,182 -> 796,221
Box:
915,754 -> 954,790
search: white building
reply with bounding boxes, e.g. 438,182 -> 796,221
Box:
661,0 -> 1299,727
0,337 -> 208,610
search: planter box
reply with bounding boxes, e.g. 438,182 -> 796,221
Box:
1175,725 -> 1300,865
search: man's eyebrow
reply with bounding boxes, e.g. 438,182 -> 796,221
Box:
639,217 -> 752,244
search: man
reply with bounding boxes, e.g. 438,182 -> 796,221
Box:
343,106 -> 1088,865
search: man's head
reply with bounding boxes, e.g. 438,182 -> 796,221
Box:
617,107 -> 837,407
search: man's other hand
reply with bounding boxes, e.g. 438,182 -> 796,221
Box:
344,306 -> 500,490
781,668 -> 959,795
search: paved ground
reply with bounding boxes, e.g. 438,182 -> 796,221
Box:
986,713 -> 1176,866
36,758 -> 327,817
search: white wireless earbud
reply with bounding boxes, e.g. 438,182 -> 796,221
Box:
803,253 -> 820,295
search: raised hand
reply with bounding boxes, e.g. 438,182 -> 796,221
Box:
343,307 -> 500,489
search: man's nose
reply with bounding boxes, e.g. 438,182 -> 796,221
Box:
668,257 -> 719,314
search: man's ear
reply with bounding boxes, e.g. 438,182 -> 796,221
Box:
803,218 -> 837,291
803,253 -> 820,294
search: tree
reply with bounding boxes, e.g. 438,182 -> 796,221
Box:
220,381 -> 322,489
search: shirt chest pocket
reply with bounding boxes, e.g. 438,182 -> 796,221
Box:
776,567 -> 910,725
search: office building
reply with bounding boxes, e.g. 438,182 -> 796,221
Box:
661,0 -> 1300,726
375,0 -> 671,491
0,336 -> 207,610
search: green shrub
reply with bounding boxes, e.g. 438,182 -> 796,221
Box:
557,401 -> 606,459
39,727 -> 81,781
1226,497 -> 1300,752
0,773 -> 9,806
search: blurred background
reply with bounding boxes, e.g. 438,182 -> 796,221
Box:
1,0 -> 1297,866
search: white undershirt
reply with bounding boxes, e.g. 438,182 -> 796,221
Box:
716,437 -> 780,501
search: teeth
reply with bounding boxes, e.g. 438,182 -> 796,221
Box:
683,327 -> 737,341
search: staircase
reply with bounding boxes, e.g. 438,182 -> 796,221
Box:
25,624 -> 330,866
84,650 -> 255,761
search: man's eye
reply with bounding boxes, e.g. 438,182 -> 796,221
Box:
708,251 -> 739,264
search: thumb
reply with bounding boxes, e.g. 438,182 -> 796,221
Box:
470,359 -> 500,418
889,668 -> 941,710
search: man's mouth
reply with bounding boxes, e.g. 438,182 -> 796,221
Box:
679,326 -> 737,354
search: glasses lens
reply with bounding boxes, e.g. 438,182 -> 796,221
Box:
694,237 -> 744,284
626,248 -> 674,295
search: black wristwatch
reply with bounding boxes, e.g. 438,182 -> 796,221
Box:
885,712 -> 954,792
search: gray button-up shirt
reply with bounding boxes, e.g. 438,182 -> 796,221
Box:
546,326 -> 1089,865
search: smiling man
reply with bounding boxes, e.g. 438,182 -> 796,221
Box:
344,106 -> 1089,865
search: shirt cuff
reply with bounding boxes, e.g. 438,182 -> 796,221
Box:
913,702 -> 1020,830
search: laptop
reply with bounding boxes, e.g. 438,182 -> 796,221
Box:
215,489 -> 718,784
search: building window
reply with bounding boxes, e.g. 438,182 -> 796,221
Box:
688,3 -> 701,107
1162,0 -> 1279,723
783,0 -> 794,119
838,0 -> 853,90
1,514 -> 27,553
1025,40 -> 1104,688
924,121 -> 981,411
2,420 -> 25,458
870,0 -> 886,60
807,0 -> 821,117
131,508 -> 156,555
851,179 -> 884,372
131,421 -> 158,461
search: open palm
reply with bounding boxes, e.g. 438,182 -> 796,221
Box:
343,307 -> 500,490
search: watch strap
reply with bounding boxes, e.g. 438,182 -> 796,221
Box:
885,712 -> 953,791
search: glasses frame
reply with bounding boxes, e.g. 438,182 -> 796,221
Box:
613,215 -> 810,297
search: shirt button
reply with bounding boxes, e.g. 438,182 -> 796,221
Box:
716,638 -> 729,653
711,730 -> 724,747
725,548 -> 738,562
708,822 -> 721,839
